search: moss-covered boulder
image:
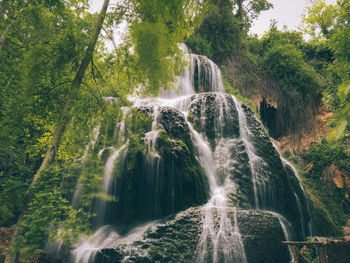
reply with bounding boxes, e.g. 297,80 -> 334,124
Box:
94,208 -> 290,263
188,92 -> 239,149
241,104 -> 311,240
238,210 -> 291,263
104,107 -> 209,228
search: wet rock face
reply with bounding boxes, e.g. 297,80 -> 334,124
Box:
242,105 -> 307,240
94,249 -> 124,263
218,139 -> 255,209
106,108 -> 209,228
94,208 -> 290,263
238,210 -> 290,263
137,105 -> 192,147
188,92 -> 239,149
193,55 -> 217,93
95,208 -> 203,263
157,106 -> 192,149
25,250 -> 62,263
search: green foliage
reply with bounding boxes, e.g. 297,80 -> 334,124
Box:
247,28 -> 324,137
11,100 -> 128,253
186,0 -> 243,63
298,139 -> 350,233
299,239 -> 318,263
302,0 -> 350,139
302,140 -> 350,178
185,34 -> 212,58
127,108 -> 153,135
0,2 -> 125,257
222,75 -> 257,114
0,173 -> 30,227
262,43 -> 322,97
132,21 -> 182,93
232,0 -> 273,28
13,165 -> 90,254
0,0 -> 95,169
301,0 -> 337,39
129,0 -> 195,94
259,29 -> 305,53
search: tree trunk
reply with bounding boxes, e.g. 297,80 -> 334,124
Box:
236,0 -> 244,23
0,0 -> 28,55
4,0 -> 110,262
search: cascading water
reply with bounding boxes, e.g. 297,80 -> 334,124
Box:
281,154 -> 316,237
187,121 -> 246,263
48,45 -> 316,263
232,96 -> 274,209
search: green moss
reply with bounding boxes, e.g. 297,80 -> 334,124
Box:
222,75 -> 258,116
301,140 -> 350,178
156,130 -> 209,206
300,140 -> 350,234
128,108 -> 153,135
284,158 -> 344,236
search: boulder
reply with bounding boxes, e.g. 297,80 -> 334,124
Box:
95,208 -> 290,263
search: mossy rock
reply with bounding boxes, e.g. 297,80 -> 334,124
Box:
238,210 -> 291,263
103,106 -> 209,228
188,92 -> 239,149
94,208 -> 291,263
241,104 -> 310,239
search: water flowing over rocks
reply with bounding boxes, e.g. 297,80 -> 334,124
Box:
188,93 -> 240,149
107,105 -> 209,228
93,208 -> 290,263
47,46 -> 318,263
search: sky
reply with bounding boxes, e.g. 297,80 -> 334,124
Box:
89,0 -> 337,39
250,0 -> 336,37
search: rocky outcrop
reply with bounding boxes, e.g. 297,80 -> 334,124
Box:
105,107 -> 209,228
242,104 -> 310,239
239,211 -> 291,263
157,106 -> 193,149
188,92 -> 239,149
23,250 -> 62,263
94,208 -> 290,263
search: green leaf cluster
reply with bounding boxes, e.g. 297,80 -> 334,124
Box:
129,0 -> 194,94
302,140 -> 350,178
12,165 -> 90,255
302,0 -> 350,139
262,43 -> 322,97
186,0 -> 244,64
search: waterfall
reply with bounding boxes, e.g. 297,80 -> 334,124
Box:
95,142 -> 129,226
48,45 -> 314,263
232,96 -> 272,208
186,104 -> 246,262
72,226 -> 120,263
282,158 -> 316,237
121,50 -> 247,262
271,141 -> 316,238
267,211 -> 294,262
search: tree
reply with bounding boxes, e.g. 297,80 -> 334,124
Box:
301,0 -> 337,40
0,0 -> 28,54
186,0 -> 243,63
4,1 -> 110,262
298,0 -> 350,139
0,0 -> 93,229
129,0 -> 196,94
234,0 -> 273,28
329,0 -> 350,139
185,0 -> 272,63
250,28 -> 324,138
